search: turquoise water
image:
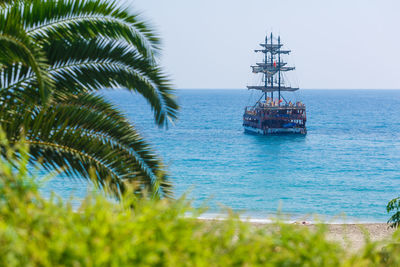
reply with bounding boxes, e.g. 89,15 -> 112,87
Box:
44,89 -> 400,222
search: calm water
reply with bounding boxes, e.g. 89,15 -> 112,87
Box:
44,89 -> 400,222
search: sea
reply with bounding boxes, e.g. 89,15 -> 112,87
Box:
43,89 -> 400,223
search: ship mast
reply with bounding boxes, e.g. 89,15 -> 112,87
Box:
248,33 -> 297,104
278,35 -> 281,106
270,32 -> 273,101
264,35 -> 268,101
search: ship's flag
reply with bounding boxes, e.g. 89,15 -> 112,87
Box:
273,61 -> 277,68
279,99 -> 283,103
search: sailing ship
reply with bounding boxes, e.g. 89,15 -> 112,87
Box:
243,33 -> 307,135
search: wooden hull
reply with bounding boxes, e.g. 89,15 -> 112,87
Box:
243,125 -> 306,135
243,105 -> 307,135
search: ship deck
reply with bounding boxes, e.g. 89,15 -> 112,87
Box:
245,105 -> 306,111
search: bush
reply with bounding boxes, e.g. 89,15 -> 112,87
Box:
1,138 -> 400,266
387,197 -> 400,228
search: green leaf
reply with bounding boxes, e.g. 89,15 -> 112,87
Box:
0,0 -> 178,198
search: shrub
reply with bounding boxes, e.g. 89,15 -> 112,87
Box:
387,197 -> 400,228
1,138 -> 400,266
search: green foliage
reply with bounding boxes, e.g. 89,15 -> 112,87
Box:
0,151 -> 341,266
0,0 -> 178,198
1,140 -> 400,266
387,197 -> 400,228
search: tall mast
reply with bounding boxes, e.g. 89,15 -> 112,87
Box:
264,35 -> 268,101
278,35 -> 281,106
270,32 -> 273,100
247,33 -> 297,96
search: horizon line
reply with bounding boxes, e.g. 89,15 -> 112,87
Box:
174,88 -> 400,90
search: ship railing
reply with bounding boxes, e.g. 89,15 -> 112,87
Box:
259,104 -> 306,109
244,108 -> 258,114
260,125 -> 305,130
245,104 -> 306,110
244,110 -> 306,119
263,115 -> 306,120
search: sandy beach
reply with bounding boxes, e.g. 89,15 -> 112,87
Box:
321,223 -> 395,251
199,218 -> 396,252
252,223 -> 395,252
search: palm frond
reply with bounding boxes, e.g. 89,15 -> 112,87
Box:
2,93 -> 172,198
0,4 -> 52,102
0,0 -> 176,198
45,38 -> 178,126
21,0 -> 160,59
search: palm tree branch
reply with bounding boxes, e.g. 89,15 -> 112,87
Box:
22,0 -> 159,59
53,61 -> 177,126
54,94 -> 162,163
49,96 -> 167,188
2,38 -> 178,126
13,97 -> 171,196
0,35 -> 50,101
24,139 -> 123,192
0,0 -> 175,198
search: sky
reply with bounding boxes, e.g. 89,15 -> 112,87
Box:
130,0 -> 400,89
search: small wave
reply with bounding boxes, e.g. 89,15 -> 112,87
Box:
194,213 -> 384,225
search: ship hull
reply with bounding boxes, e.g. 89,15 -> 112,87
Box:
243,125 -> 306,135
242,105 -> 307,135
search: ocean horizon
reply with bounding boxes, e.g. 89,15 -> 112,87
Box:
43,89 -> 400,223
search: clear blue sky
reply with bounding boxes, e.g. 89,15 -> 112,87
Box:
131,0 -> 400,89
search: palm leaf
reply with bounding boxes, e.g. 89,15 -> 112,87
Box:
3,93 -> 172,197
0,3 -> 52,102
23,0 -> 160,59
0,0 -> 177,198
47,38 -> 178,126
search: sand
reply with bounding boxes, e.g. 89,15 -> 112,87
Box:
252,222 -> 395,252
199,218 -> 395,252
318,223 -> 394,251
